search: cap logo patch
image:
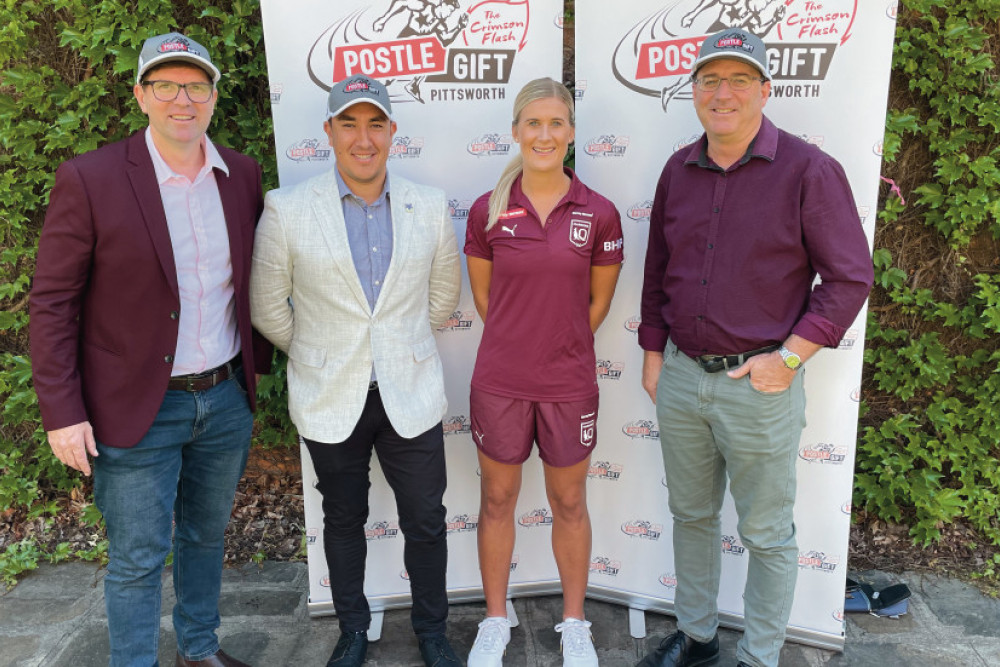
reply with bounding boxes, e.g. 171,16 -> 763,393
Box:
158,37 -> 194,54
716,34 -> 753,53
344,80 -> 371,93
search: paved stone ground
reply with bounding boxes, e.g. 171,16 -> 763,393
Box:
1,562 -> 998,666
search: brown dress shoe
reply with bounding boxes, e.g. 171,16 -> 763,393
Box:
176,649 -> 251,667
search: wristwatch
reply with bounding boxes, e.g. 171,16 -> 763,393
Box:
778,346 -> 802,371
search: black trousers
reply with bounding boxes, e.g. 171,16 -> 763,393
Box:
303,389 -> 448,636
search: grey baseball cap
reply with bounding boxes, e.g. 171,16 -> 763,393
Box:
692,28 -> 771,81
327,75 -> 393,120
136,32 -> 220,84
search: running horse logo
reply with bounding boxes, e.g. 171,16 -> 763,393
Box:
373,0 -> 469,103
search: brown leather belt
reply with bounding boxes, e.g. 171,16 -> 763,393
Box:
691,345 -> 779,373
168,356 -> 240,392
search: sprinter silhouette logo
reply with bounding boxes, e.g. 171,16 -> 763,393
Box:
610,0 -> 857,112
309,0 -> 532,105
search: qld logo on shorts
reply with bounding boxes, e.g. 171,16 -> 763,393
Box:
722,535 -> 746,556
799,442 -> 848,464
621,519 -> 663,540
580,412 -> 596,448
365,520 -> 400,540
588,460 -> 623,481
622,419 -> 659,440
569,217 -> 592,248
442,414 -> 472,436
659,572 -> 678,588
389,136 -> 424,159
447,513 -> 479,533
518,508 -> 553,527
596,359 -> 624,380
438,311 -> 474,332
798,550 -> 841,573
286,138 -> 331,162
627,200 -> 653,223
589,556 -> 621,576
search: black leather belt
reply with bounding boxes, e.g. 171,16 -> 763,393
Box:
692,345 -> 779,373
168,355 -> 240,392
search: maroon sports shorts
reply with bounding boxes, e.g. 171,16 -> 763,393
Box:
469,387 -> 598,468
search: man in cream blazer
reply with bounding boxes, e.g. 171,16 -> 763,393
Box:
249,76 -> 461,667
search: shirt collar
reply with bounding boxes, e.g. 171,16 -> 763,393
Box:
684,115 -> 778,169
145,127 -> 228,184
509,167 -> 588,208
335,167 -> 391,205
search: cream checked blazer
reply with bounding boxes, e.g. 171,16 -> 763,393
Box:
249,169 -> 461,443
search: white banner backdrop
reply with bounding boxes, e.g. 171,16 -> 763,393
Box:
574,0 -> 898,650
259,0 -> 566,617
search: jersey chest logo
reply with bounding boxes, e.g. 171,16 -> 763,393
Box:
569,218 -> 592,248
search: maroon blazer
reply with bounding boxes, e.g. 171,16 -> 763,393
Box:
30,131 -> 273,448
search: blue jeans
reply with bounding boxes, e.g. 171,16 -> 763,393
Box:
655,340 -> 806,667
93,372 -> 252,667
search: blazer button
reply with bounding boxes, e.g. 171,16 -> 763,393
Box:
164,354 -> 174,363
170,311 -> 179,320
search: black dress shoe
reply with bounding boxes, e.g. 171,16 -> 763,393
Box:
418,633 -> 463,667
326,631 -> 368,667
176,649 -> 250,666
636,630 -> 719,667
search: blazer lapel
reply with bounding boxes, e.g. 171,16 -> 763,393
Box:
125,133 -> 178,298
215,165 -> 244,293
373,176 -> 415,318
311,171 -> 371,313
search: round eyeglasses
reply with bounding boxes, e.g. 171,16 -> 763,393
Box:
142,80 -> 215,104
691,74 -> 766,92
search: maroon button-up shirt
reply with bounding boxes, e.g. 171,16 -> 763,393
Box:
639,116 -> 873,357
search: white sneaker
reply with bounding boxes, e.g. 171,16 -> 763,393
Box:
467,616 -> 511,667
554,618 -> 598,667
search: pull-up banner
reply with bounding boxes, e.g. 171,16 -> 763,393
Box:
260,0 -> 565,615
574,0 -> 897,650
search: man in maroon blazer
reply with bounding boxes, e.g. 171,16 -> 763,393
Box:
29,32 -> 271,667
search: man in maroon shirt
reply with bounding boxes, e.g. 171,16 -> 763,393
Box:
637,28 -> 872,667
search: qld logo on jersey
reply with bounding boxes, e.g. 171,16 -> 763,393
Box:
588,460 -> 623,481
569,218 -> 592,248
610,0 -> 858,113
590,556 -> 621,576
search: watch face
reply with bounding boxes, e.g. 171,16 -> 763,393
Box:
780,347 -> 801,370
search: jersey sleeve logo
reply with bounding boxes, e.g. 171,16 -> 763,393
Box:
569,219 -> 592,248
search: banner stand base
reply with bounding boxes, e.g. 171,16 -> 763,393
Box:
369,610 -> 384,641
628,607 -> 646,639
506,598 -> 520,627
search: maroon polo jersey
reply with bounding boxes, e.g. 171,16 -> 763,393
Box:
639,116 -> 873,357
465,169 -> 624,402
